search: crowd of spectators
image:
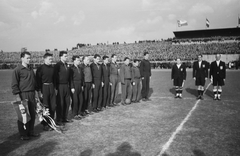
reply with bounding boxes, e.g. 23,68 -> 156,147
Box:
0,38 -> 239,66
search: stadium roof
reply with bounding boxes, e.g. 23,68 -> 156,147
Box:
173,27 -> 240,39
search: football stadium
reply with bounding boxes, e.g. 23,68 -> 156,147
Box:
1,1 -> 240,156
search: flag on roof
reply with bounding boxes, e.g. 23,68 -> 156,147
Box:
177,20 -> 188,27
206,18 -> 210,28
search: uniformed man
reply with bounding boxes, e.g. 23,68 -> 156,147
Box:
36,53 -> 56,131
131,59 -> 141,103
109,54 -> 119,106
193,54 -> 209,100
70,55 -> 84,120
102,55 -> 111,109
140,52 -> 152,101
120,57 -> 132,105
91,54 -> 103,112
54,51 -> 72,125
12,51 -> 40,140
171,58 -> 187,98
210,54 -> 226,100
82,56 -> 93,115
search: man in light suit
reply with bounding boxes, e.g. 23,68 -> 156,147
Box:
109,54 -> 119,106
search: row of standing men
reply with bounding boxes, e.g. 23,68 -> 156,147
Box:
11,51 -> 152,140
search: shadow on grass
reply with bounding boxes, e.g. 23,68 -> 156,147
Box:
25,141 -> 58,156
192,149 -> 206,156
186,88 -> 198,97
80,148 -> 93,156
204,89 -> 212,98
0,124 -> 43,156
105,142 -> 141,156
169,88 -> 175,95
148,88 -> 153,98
161,153 -> 170,156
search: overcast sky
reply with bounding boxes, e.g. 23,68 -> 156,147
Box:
0,0 -> 239,52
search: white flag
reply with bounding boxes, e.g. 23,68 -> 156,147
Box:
177,20 -> 188,27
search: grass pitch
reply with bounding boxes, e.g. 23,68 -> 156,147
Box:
0,69 -> 240,156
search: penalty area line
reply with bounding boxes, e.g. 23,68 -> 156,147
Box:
156,82 -> 212,156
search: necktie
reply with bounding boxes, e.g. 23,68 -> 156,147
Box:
76,66 -> 80,73
63,63 -> 67,70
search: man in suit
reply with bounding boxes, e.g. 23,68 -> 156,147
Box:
171,58 -> 187,98
36,53 -> 56,131
54,51 -> 73,125
210,54 -> 226,100
131,59 -> 141,103
120,57 -> 133,105
91,54 -> 103,112
140,52 -> 151,101
82,56 -> 93,115
193,54 -> 209,100
102,55 -> 111,109
12,51 -> 40,140
70,55 -> 84,120
109,54 -> 119,106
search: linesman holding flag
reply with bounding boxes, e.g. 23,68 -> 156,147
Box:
193,54 -> 209,100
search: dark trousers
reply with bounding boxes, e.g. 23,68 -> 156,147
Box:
56,84 -> 70,122
19,91 -> 36,136
132,78 -> 141,102
141,76 -> 150,99
103,80 -> 111,107
92,79 -> 102,109
71,81 -> 83,116
42,84 -> 56,126
83,82 -> 92,112
121,79 -> 132,102
110,75 -> 118,104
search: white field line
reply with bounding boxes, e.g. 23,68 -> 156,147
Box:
157,82 -> 212,156
0,100 -> 14,104
151,96 -> 239,103
151,96 -> 196,100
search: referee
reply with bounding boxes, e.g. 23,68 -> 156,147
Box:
171,58 -> 186,98
210,54 -> 226,100
193,54 -> 209,100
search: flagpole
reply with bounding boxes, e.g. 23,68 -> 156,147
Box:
238,14 -> 239,26
176,20 -> 177,31
206,17 -> 207,29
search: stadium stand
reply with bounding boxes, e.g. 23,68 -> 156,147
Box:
0,28 -> 240,69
